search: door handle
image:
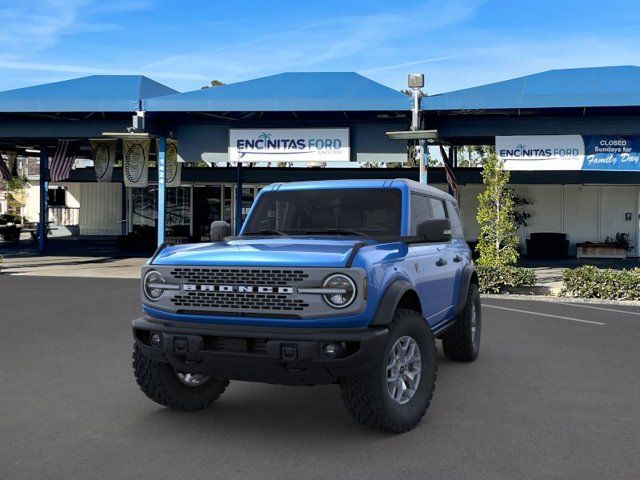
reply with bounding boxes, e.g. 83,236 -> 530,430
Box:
453,255 -> 463,263
435,258 -> 447,267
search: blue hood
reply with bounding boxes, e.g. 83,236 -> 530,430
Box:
152,238 -> 369,268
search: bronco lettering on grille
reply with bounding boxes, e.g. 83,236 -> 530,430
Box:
182,284 -> 294,294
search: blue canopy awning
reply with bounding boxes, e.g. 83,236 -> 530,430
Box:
0,75 -> 178,113
422,66 -> 640,111
144,72 -> 411,112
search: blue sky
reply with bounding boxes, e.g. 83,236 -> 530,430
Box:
1,0 -> 639,94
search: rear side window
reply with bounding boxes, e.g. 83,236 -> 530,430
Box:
429,198 -> 447,220
410,193 -> 431,234
446,200 -> 464,238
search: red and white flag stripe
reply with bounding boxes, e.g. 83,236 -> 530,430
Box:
49,140 -> 80,182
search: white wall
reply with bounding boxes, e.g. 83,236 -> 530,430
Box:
450,183 -> 640,257
78,183 -> 122,235
563,185 -> 599,254
22,181 -> 41,222
599,186 -> 638,255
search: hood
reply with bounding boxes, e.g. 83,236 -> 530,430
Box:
152,237 -> 371,268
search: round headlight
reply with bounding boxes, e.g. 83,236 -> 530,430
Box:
322,274 -> 356,309
143,270 -> 165,301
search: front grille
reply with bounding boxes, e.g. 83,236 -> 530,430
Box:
203,336 -> 268,355
170,268 -> 309,286
168,267 -> 311,313
171,291 -> 309,311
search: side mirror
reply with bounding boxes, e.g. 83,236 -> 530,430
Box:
416,219 -> 452,243
210,221 -> 231,242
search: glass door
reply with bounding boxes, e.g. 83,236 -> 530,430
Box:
192,185 -> 223,242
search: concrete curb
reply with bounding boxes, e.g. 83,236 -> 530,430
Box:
481,293 -> 640,307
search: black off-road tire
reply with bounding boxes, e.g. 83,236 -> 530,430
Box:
339,309 -> 437,433
132,344 -> 229,411
442,283 -> 481,361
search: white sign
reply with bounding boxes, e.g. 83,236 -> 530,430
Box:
123,138 -> 150,187
90,138 -> 116,182
496,135 -> 585,170
229,128 -> 350,163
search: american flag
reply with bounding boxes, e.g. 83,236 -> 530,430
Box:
50,140 -> 81,182
439,145 -> 459,200
0,155 -> 11,180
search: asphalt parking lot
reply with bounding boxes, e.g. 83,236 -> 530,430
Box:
1,276 -> 639,480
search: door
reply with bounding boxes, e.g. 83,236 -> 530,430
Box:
427,197 -> 458,318
192,185 -> 223,241
409,193 -> 456,324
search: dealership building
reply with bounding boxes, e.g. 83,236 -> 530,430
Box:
2,65 -> 640,256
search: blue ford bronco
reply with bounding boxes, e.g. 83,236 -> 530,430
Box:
132,179 -> 480,432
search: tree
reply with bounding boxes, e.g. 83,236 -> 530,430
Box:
386,142 -> 424,169
201,80 -> 225,89
476,153 -> 519,267
6,175 -> 29,214
457,145 -> 495,167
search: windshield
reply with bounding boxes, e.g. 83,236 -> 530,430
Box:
242,188 -> 402,237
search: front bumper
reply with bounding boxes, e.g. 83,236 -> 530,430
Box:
132,317 -> 388,386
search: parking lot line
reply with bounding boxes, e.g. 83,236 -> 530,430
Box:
482,303 -> 607,325
540,302 -> 640,316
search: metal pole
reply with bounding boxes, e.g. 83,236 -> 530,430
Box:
235,162 -> 243,234
410,87 -> 427,184
411,89 -> 419,131
38,146 -> 48,253
120,182 -> 127,235
157,136 -> 166,246
419,139 -> 427,184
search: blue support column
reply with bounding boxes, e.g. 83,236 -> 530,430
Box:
235,162 -> 243,234
157,137 -> 166,246
38,146 -> 48,253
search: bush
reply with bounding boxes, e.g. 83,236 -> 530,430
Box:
477,265 -> 537,294
0,213 -> 23,242
561,266 -> 640,300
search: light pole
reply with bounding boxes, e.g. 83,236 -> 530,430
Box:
408,73 -> 426,184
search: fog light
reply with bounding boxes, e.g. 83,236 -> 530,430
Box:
323,343 -> 339,357
150,332 -> 162,347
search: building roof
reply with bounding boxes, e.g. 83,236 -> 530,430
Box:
421,66 -> 640,111
0,75 -> 178,113
144,72 -> 411,112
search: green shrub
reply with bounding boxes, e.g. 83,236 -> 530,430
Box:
0,213 -> 23,242
561,266 -> 640,300
477,265 -> 537,294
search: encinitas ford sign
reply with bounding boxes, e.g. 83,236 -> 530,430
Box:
496,135 -> 584,170
229,128 -> 350,162
497,135 -> 640,171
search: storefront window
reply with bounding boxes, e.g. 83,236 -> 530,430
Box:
131,186 -> 191,236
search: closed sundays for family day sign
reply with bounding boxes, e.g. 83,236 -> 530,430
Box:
497,135 -> 640,171
229,128 -> 350,162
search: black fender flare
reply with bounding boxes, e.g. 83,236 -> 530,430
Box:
455,264 -> 478,316
371,279 -> 417,326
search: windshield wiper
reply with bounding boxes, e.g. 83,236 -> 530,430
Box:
303,228 -> 370,237
243,229 -> 288,236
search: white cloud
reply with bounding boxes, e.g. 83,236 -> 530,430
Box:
0,0 -> 152,54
